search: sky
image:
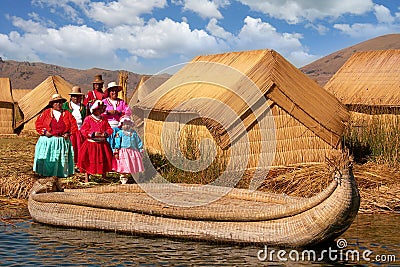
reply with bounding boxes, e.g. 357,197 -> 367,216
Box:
0,0 -> 399,75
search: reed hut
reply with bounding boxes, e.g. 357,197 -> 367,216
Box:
134,49 -> 349,171
0,78 -> 15,134
324,50 -> 400,163
16,76 -> 73,133
12,89 -> 34,133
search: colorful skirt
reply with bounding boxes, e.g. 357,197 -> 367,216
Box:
112,148 -> 144,174
33,136 -> 75,177
70,131 -> 85,164
77,140 -> 113,175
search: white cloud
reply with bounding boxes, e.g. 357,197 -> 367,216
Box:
237,0 -> 374,23
206,18 -> 233,39
9,16 -> 48,34
113,18 -> 223,58
0,33 -> 41,62
32,0 -> 88,24
86,0 -> 167,27
181,0 -> 223,19
374,4 -> 395,24
333,4 -> 400,38
305,23 -> 329,35
234,16 -> 318,66
333,23 -> 399,38
32,0 -> 167,27
1,15 -> 226,72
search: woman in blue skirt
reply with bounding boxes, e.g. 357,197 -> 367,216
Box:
33,94 -> 78,177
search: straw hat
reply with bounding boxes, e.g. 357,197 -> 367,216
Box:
90,100 -> 105,113
69,86 -> 84,96
107,81 -> 122,92
49,93 -> 66,105
92,74 -> 104,84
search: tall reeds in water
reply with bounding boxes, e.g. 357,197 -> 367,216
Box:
343,106 -> 400,166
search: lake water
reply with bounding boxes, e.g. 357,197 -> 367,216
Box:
0,213 -> 398,266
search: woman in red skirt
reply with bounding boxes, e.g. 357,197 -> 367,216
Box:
78,100 -> 113,183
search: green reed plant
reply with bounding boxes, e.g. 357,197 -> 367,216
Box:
146,127 -> 229,185
344,106 -> 400,166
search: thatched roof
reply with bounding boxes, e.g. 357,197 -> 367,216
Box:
324,50 -> 400,107
18,76 -> 72,123
0,78 -> 13,104
0,78 -> 14,134
135,49 -> 349,148
130,75 -> 170,105
12,89 -> 31,103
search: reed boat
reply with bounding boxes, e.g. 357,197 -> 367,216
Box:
28,165 -> 360,247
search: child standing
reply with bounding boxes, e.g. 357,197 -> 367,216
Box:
112,117 -> 144,184
78,100 -> 114,183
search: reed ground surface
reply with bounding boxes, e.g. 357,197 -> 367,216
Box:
1,135 -> 399,224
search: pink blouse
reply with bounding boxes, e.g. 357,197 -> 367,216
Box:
102,98 -> 131,126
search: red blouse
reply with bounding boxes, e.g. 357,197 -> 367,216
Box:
35,108 -> 78,135
83,90 -> 104,107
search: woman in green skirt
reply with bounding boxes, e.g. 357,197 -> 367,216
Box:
33,94 -> 78,177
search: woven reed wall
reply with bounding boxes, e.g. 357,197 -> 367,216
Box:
0,78 -> 14,134
0,104 -> 14,134
271,104 -> 339,166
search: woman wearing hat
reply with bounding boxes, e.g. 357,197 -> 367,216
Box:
102,81 -> 132,147
33,93 -> 78,177
78,100 -> 114,183
62,86 -> 87,166
83,74 -> 105,113
102,81 -> 132,130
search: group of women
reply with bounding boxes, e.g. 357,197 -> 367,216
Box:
33,74 -> 144,183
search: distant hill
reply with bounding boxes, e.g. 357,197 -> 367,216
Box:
0,58 -> 143,97
300,34 -> 400,86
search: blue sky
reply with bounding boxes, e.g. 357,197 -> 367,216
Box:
0,0 -> 399,74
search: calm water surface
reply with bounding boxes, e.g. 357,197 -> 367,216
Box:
0,214 -> 398,266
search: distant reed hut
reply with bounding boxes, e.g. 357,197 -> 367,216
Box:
12,89 -> 33,133
0,78 -> 15,134
134,49 -> 349,171
324,50 -> 400,163
15,75 -> 73,134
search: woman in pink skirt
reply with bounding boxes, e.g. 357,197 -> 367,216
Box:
111,117 -> 144,184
